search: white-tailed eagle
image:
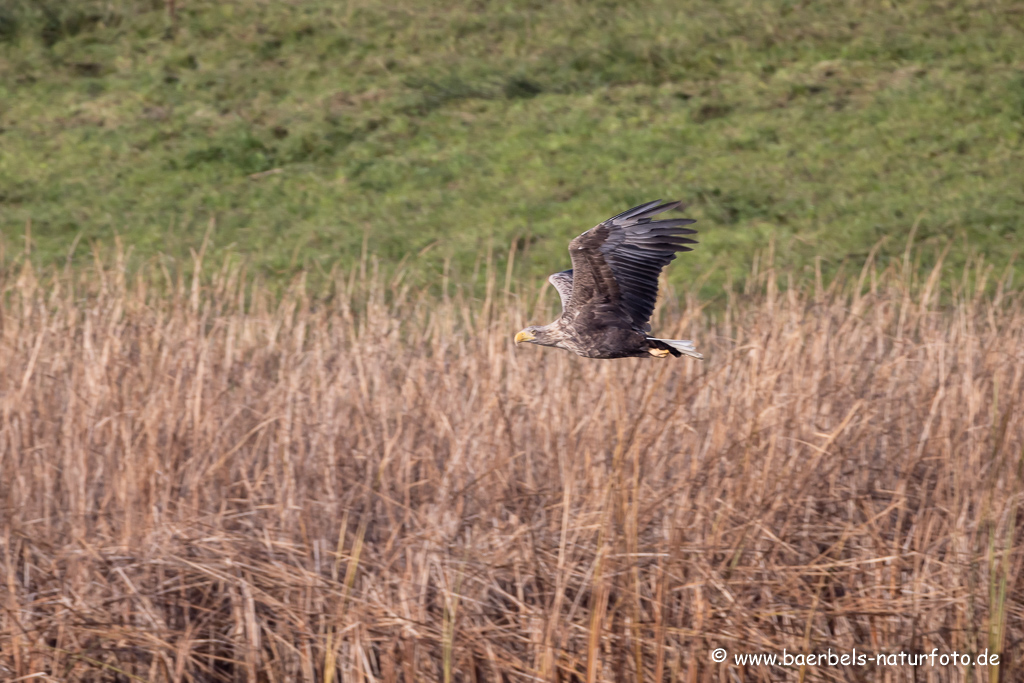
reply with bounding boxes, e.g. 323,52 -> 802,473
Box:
514,200 -> 702,360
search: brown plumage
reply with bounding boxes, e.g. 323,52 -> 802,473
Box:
514,200 -> 703,360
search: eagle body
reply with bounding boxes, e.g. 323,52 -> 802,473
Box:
538,308 -> 681,359
532,317 -> 647,359
515,200 -> 703,361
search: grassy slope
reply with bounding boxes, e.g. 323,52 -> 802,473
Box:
0,0 -> 1022,291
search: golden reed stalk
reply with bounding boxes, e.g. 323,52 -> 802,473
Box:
0,244 -> 1021,682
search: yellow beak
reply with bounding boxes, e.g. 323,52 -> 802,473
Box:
514,330 -> 535,345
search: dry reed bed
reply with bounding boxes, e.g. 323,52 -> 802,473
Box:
0,249 -> 1022,682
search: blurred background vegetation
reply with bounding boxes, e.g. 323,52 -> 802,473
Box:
0,0 -> 1021,295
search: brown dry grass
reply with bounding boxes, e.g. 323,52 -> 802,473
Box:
1,242 -> 1022,682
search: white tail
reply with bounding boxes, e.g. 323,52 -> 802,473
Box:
650,338 -> 703,360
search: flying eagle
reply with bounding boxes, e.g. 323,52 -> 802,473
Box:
514,200 -> 702,360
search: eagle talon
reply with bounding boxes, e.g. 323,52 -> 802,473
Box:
648,348 -> 671,358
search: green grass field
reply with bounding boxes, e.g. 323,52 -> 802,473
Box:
1,0 -> 1021,291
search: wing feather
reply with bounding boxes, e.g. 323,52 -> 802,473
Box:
566,200 -> 697,331
547,269 -> 574,311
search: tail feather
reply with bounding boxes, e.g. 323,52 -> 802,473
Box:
648,337 -> 703,360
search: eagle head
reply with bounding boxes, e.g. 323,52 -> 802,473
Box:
514,325 -> 558,347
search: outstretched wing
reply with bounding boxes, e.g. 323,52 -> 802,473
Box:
548,269 -> 574,310
566,200 -> 697,331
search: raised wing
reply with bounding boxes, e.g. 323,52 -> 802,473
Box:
548,269 -> 574,310
567,200 -> 697,331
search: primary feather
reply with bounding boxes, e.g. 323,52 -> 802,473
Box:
568,199 -> 697,332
